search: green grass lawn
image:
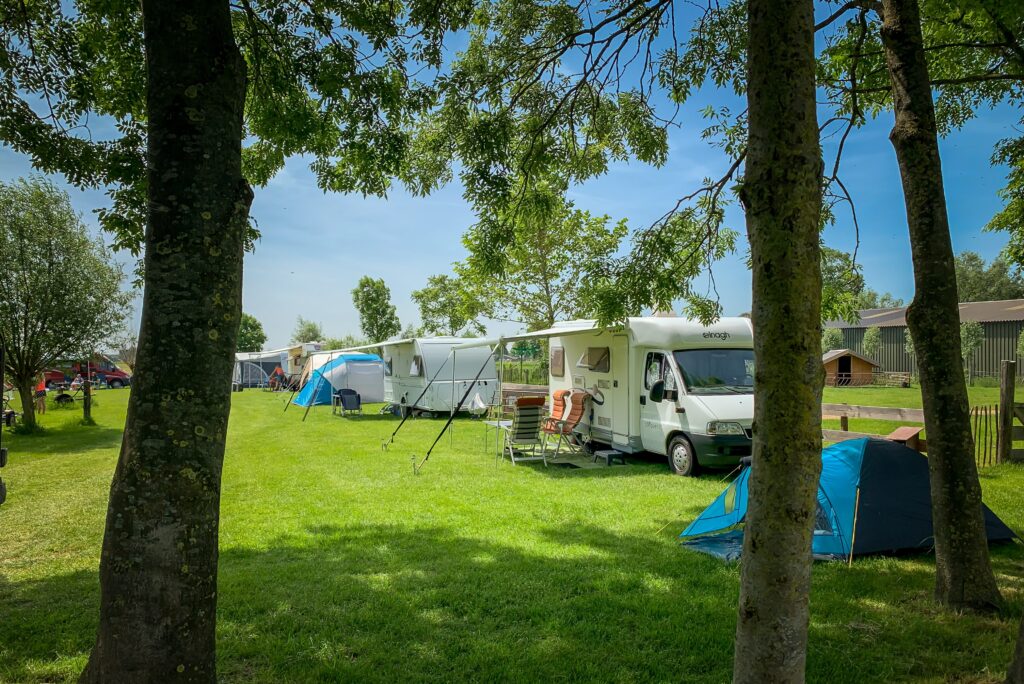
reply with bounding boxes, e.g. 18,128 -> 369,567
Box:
1,389 -> 1023,682
823,384 -> 1005,409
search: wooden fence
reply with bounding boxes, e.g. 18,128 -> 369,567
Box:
971,405 -> 1003,467
823,359 -> 1024,468
823,402 -> 1000,467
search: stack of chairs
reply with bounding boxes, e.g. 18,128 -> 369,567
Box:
542,389 -> 591,458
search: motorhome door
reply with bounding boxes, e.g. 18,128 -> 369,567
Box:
640,351 -> 681,455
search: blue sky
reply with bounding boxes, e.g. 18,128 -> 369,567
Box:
1,87 -> 1018,351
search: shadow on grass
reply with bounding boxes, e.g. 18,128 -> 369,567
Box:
3,521 -> 1022,683
2,424 -> 124,456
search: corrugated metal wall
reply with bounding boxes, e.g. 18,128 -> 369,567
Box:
837,321 -> 1024,376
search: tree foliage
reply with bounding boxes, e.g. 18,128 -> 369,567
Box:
411,274 -> 485,336
822,327 -> 844,352
954,250 -> 1024,302
459,193 -> 630,330
819,0 -> 1024,254
114,334 -> 138,373
405,0 -> 746,325
322,334 -> 366,350
1,0 -> 478,254
855,288 -> 904,309
352,276 -> 401,343
237,313 -> 267,352
960,320 -> 985,369
291,317 -> 324,344
862,326 -> 881,360
511,339 -> 541,359
0,177 -> 130,428
821,246 -> 865,323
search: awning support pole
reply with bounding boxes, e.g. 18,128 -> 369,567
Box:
413,345 -> 497,474
382,350 -> 453,450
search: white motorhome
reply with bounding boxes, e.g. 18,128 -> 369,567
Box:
481,317 -> 754,475
349,337 -> 499,416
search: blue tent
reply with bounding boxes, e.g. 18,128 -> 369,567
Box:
292,353 -> 384,407
681,438 -> 1016,561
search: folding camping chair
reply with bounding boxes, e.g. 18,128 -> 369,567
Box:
332,388 -> 362,416
501,396 -> 547,465
542,389 -> 590,458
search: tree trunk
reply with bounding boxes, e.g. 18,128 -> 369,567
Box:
16,381 -> 35,429
79,2 -> 251,682
733,0 -> 823,682
83,379 -> 92,423
879,0 -> 1003,612
1009,616 -> 1024,683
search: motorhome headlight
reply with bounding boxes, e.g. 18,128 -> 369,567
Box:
707,421 -> 744,436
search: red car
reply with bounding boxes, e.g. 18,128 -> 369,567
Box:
43,356 -> 132,389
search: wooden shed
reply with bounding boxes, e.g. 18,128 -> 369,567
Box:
822,349 -> 880,386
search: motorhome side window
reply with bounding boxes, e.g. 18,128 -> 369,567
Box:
673,348 -> 754,395
550,346 -> 565,377
576,347 -> 610,373
410,355 -> 424,377
384,358 -> 393,377
645,352 -> 679,396
644,353 -> 663,389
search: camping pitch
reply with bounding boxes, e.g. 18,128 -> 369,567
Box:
680,438 -> 1016,561
292,353 -> 385,407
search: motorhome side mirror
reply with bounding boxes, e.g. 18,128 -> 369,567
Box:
649,380 -> 665,403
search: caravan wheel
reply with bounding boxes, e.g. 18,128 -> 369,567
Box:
667,436 -> 699,477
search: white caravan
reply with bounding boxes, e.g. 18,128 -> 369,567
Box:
235,342 -> 320,387
348,337 -> 499,416
472,317 -> 754,475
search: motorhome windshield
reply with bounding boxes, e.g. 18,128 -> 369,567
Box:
673,349 -> 754,395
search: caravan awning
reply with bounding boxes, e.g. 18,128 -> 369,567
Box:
451,321 -> 607,350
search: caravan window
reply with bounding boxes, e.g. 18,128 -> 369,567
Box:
550,346 -> 565,377
576,347 -> 610,373
410,355 -> 424,377
384,358 -> 393,377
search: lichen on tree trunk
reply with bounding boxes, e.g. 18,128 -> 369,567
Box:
732,0 -> 823,682
878,0 -> 1002,613
79,1 -> 252,682
1009,616 -> 1024,683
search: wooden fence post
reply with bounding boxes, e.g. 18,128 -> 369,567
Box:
998,360 -> 1014,464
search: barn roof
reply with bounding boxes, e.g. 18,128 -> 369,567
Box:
822,348 -> 881,367
824,299 -> 1024,329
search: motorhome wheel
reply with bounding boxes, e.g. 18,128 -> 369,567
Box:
667,436 -> 698,476
109,379 -> 123,389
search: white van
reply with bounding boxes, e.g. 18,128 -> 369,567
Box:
546,317 -> 754,475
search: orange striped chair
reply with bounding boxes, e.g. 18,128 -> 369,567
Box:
542,389 -> 590,457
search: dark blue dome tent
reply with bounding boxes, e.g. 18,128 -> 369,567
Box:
680,438 -> 1017,562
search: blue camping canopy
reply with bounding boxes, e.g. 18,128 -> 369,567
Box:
292,353 -> 383,407
681,438 -> 1016,561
